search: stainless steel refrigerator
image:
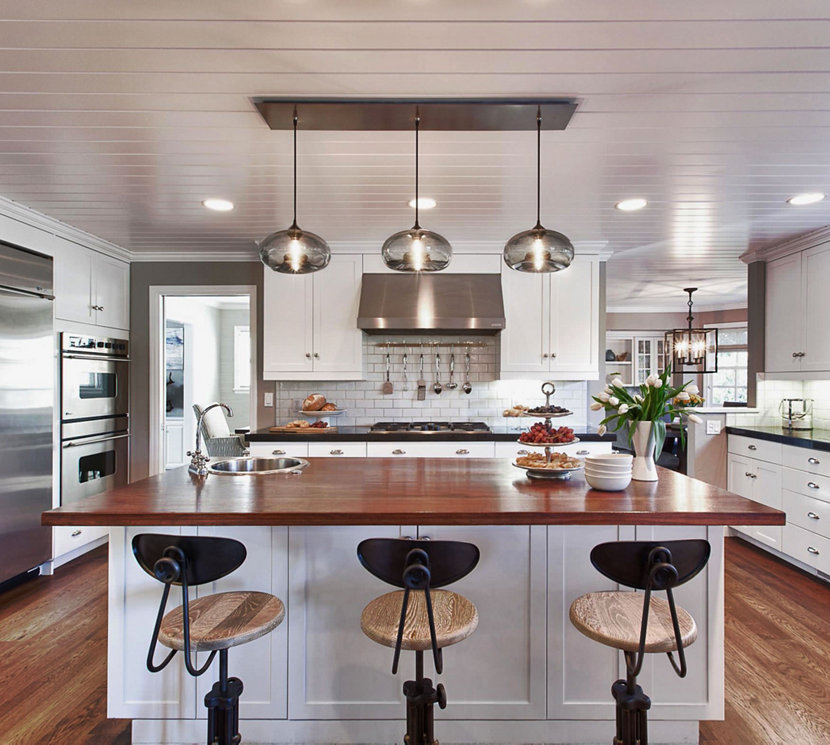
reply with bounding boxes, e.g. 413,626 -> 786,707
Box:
0,242 -> 53,583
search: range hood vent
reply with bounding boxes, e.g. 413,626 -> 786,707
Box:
357,273 -> 505,335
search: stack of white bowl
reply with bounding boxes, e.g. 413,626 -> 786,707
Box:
584,453 -> 633,491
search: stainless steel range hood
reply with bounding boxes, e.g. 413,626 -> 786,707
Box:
357,273 -> 505,334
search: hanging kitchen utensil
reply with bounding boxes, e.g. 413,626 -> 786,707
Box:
462,351 -> 472,394
402,349 -> 409,391
382,352 -> 394,394
433,352 -> 443,394
447,345 -> 458,389
417,352 -> 426,401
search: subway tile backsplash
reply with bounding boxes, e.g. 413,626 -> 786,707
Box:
270,335 -> 588,428
726,377 -> 830,429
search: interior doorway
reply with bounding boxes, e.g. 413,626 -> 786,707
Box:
148,286 -> 257,475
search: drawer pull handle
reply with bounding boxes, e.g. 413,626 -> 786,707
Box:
808,481 -> 820,490
517,449 -> 529,455
807,511 -> 820,520
392,449 -> 406,455
576,449 -> 589,455
747,444 -> 757,451
456,449 -> 470,455
71,529 -> 82,537
273,449 -> 286,455
809,457 -> 821,465
807,546 -> 820,555
745,472 -> 757,479
330,449 -> 343,455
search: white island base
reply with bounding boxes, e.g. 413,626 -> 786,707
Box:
108,524 -> 724,745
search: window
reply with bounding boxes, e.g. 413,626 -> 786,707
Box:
233,325 -> 251,392
705,325 -> 748,405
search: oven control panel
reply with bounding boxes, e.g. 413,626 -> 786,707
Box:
61,333 -> 129,356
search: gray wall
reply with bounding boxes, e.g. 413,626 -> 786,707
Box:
130,261 -> 272,481
606,307 -> 747,331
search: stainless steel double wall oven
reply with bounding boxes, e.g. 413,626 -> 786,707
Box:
60,334 -> 130,507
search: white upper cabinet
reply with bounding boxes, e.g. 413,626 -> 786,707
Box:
263,254 -> 364,380
766,243 -> 830,373
500,257 -> 599,379
54,244 -> 129,330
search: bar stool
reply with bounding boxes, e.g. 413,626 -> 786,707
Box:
569,539 -> 711,745
358,538 -> 480,745
133,534 -> 285,745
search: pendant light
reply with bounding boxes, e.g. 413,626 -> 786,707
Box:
258,113 -> 331,274
382,112 -> 451,272
503,108 -> 574,272
665,288 -> 719,374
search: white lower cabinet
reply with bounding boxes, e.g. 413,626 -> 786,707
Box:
248,441 -> 308,458
495,439 -> 613,461
53,524 -> 108,558
727,453 -> 783,550
366,441 -> 495,458
307,441 -> 367,458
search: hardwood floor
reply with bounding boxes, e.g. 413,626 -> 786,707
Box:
0,538 -> 827,744
0,545 -> 130,745
700,537 -> 830,744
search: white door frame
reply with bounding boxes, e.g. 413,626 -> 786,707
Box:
148,285 -> 258,477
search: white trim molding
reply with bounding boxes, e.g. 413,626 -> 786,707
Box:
741,225 -> 830,264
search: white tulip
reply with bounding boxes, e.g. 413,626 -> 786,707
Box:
634,394 -> 643,403
598,392 -> 610,402
609,396 -> 620,406
652,378 -> 663,388
604,384 -> 613,393
646,374 -> 657,386
597,424 -> 607,436
676,391 -> 691,402
688,413 -> 703,424
611,377 -> 625,388
590,402 -> 603,411
618,404 -> 630,414
687,383 -> 700,395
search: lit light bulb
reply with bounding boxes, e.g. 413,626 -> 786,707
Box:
411,236 -> 425,272
288,238 -> 303,273
532,237 -> 545,271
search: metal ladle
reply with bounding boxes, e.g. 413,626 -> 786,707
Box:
447,346 -> 458,389
433,352 -> 443,394
462,351 -> 472,394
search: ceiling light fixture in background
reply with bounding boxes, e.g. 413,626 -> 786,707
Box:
615,198 -> 648,212
382,112 -> 452,272
257,112 -> 331,274
409,197 -> 436,210
202,198 -> 234,212
787,192 -> 826,206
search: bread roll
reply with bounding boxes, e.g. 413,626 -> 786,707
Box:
321,402 -> 337,412
302,393 -> 326,411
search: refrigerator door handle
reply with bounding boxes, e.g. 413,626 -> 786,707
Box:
0,283 -> 55,301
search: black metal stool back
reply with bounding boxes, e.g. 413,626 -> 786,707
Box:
590,539 -> 710,679
358,538 -> 479,674
132,533 -> 247,677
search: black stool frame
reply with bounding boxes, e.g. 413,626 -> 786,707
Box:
358,538 -> 479,745
590,539 -> 711,745
133,534 -> 248,745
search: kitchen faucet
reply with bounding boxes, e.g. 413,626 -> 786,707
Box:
188,402 -> 233,476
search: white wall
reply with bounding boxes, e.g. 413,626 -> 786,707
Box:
218,308 -> 250,426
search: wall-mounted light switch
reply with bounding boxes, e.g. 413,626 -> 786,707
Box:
264,392 -> 274,407
706,420 -> 722,435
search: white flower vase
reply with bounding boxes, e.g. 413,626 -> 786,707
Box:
631,421 -> 659,482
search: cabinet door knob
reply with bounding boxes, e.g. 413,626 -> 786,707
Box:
551,352 -> 557,359
807,546 -> 820,555
330,449 -> 343,455
71,529 -> 82,537
542,353 -> 548,359
314,352 -> 319,359
807,511 -> 820,520
808,481 -> 820,490
748,444 -> 757,450
455,449 -> 470,455
793,352 -> 799,358
273,449 -> 286,455
392,449 -> 406,455
808,457 -> 821,465
305,353 -> 311,359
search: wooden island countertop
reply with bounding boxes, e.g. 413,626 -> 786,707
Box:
43,457 -> 784,527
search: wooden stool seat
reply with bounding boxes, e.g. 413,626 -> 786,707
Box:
569,591 -> 697,654
361,589 -> 478,651
159,591 -> 285,652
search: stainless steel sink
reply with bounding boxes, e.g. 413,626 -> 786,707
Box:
208,457 -> 309,475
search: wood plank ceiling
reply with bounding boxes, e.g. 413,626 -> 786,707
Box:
2,1 -> 830,310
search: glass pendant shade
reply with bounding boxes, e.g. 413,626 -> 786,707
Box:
382,227 -> 452,272
258,223 -> 331,274
504,109 -> 573,273
259,113 -> 330,274
382,113 -> 451,272
503,223 -> 574,272
664,288 -> 719,374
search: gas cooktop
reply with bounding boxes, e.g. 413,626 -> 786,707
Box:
369,421 -> 491,434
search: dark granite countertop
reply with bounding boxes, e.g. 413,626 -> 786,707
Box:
248,425 -> 616,443
725,425 -> 830,453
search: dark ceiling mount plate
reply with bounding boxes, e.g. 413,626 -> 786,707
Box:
253,98 -> 577,131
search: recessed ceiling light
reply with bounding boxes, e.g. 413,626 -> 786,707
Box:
408,197 -> 436,210
615,198 -> 648,212
787,192 -> 825,206
201,198 -> 234,212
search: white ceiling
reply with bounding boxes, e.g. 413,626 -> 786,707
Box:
3,1 -> 830,310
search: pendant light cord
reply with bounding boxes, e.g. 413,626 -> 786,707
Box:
414,111 -> 421,229
536,107 -> 542,228
292,113 -> 298,227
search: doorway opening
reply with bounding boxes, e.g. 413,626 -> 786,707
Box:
149,286 -> 257,474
